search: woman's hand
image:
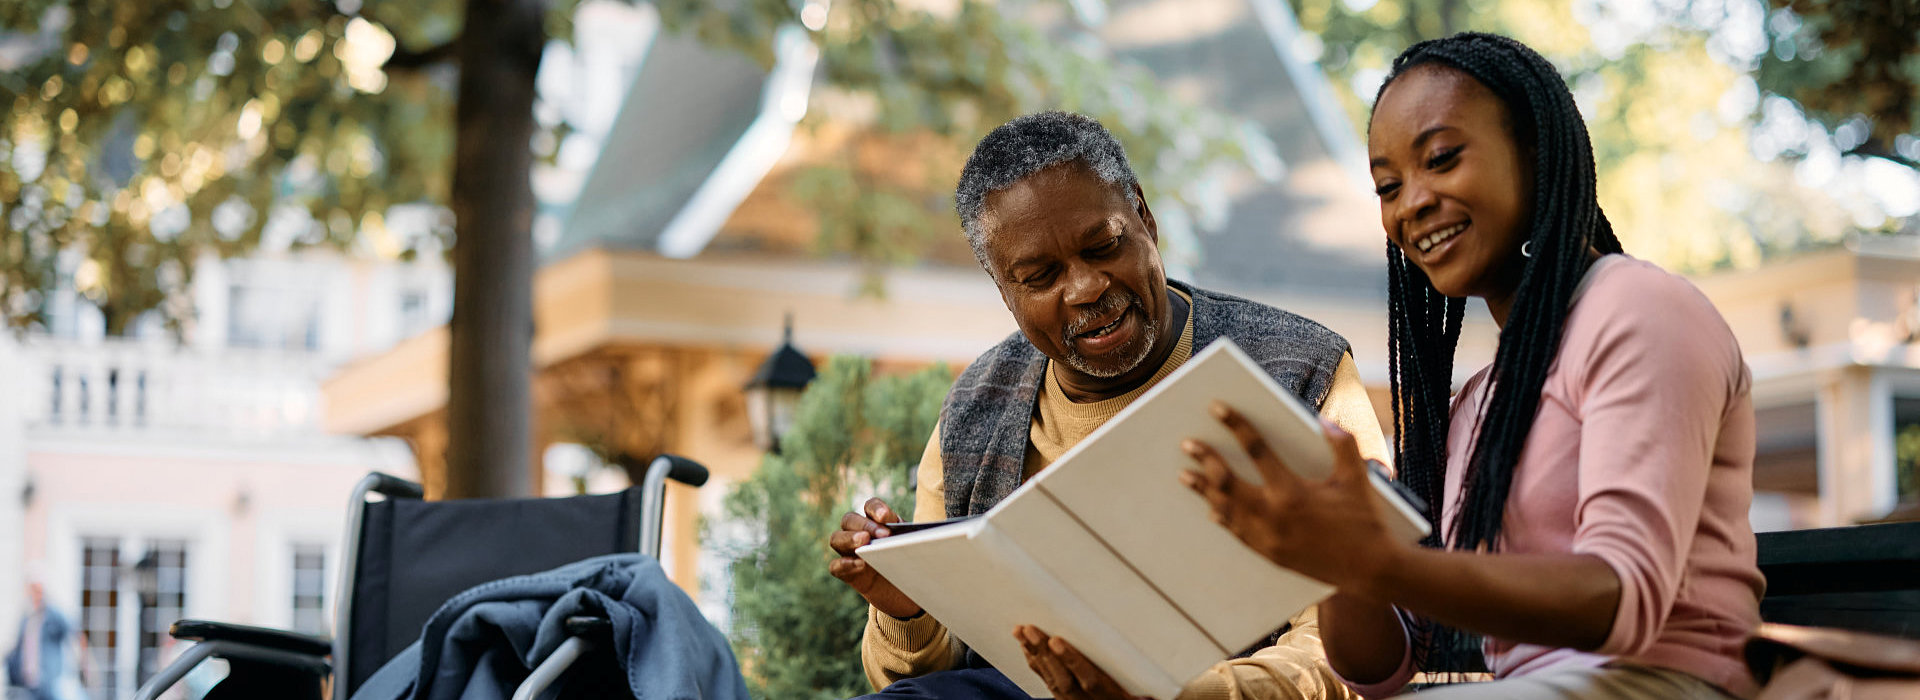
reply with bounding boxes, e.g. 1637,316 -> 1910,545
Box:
1014,626 -> 1155,700
1180,401 -> 1406,596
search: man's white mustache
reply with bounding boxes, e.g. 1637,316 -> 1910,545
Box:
1064,292 -> 1139,342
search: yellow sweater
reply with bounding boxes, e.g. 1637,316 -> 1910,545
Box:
861,296 -> 1386,699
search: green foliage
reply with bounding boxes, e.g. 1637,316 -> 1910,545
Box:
17,0 -> 1899,335
4,0 -> 1260,332
0,0 -> 580,334
790,157 -> 948,295
713,355 -> 950,699
656,0 -> 1256,284
1756,0 -> 1920,166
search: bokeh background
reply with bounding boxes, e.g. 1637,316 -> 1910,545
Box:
2,0 -> 1918,697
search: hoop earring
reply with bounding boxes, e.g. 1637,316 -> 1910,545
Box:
1521,241 -> 1534,258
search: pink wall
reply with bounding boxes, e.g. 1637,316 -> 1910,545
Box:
23,440 -> 411,629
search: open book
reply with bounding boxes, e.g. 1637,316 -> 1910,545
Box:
857,339 -> 1431,698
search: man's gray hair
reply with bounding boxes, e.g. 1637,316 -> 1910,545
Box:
955,111 -> 1141,270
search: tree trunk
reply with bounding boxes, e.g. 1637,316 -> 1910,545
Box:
443,0 -> 546,499
101,302 -> 132,337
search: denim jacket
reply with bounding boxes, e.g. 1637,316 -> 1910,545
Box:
351,554 -> 747,700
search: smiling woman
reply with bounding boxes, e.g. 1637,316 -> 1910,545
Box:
1368,62 -> 1538,323
1184,32 -> 1765,700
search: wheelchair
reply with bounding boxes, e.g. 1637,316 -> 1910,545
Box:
133,455 -> 710,700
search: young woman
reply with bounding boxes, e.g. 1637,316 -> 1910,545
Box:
1183,33 -> 1764,699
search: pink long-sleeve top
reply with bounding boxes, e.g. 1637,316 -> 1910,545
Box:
1346,255 -> 1766,698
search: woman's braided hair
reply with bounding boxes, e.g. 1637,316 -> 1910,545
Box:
1372,32 -> 1625,672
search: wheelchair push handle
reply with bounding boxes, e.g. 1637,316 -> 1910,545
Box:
653,454 -> 709,488
637,455 -> 707,561
364,472 -> 425,500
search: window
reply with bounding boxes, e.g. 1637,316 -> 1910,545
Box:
80,539 -> 121,700
400,290 -> 427,332
291,544 -> 329,636
74,538 -> 192,699
227,281 -> 322,351
137,541 -> 189,689
226,284 -> 249,347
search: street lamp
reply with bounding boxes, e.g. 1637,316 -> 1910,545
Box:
745,314 -> 816,453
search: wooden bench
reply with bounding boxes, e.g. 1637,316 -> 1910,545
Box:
1755,520 -> 1920,639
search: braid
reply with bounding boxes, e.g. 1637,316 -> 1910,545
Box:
1373,32 -> 1624,674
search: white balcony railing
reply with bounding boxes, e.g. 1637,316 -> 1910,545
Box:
16,335 -> 331,439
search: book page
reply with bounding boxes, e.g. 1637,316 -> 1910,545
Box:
858,513 -> 1176,697
990,486 -> 1222,692
1029,340 -> 1429,650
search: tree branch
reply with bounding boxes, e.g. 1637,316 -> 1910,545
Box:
384,39 -> 460,71
1847,138 -> 1920,171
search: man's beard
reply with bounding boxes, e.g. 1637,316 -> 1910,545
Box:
1060,290 -> 1160,379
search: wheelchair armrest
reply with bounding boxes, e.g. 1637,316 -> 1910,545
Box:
137,624 -> 330,700
171,620 -> 332,658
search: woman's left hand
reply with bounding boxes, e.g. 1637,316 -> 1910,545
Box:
1014,625 -> 1155,700
1180,401 -> 1405,595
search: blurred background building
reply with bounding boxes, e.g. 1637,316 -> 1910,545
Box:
4,0 -> 1920,697
1,249 -> 429,697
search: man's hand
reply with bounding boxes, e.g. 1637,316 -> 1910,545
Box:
827,497 -> 923,619
1014,626 -> 1154,700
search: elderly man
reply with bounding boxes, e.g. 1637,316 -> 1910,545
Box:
828,111 -> 1386,700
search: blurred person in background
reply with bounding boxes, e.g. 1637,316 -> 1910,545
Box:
5,567 -> 84,700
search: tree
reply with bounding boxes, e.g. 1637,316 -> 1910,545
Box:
0,0 -> 563,497
711,356 -> 949,699
0,0 -> 477,334
2,0 -> 1257,498
1756,0 -> 1920,169
440,0 -> 544,499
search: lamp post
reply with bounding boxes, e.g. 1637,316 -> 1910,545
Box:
744,314 -> 816,454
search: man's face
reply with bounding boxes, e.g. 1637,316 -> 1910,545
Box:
978,164 -> 1168,379
27,581 -> 43,610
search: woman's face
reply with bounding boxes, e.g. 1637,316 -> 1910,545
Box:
1367,64 -> 1533,301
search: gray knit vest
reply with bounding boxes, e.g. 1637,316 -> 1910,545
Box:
940,280 -> 1352,518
